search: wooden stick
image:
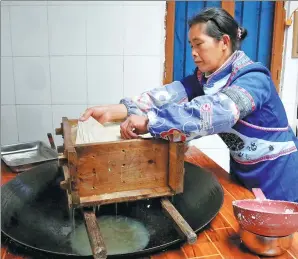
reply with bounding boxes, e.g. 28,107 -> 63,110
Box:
161,198 -> 197,244
83,211 -> 107,259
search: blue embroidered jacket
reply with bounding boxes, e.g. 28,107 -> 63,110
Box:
120,51 -> 298,202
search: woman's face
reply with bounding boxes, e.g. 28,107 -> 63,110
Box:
188,23 -> 230,73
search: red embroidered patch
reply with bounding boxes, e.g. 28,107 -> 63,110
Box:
160,128 -> 187,142
197,70 -> 203,82
201,103 -> 212,112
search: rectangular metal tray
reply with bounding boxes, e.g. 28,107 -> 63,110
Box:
1,141 -> 58,172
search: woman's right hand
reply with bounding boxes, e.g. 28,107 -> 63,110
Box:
79,104 -> 128,124
79,106 -> 110,124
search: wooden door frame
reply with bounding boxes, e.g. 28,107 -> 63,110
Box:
163,1 -> 286,93
270,1 -> 286,93
163,2 -> 176,85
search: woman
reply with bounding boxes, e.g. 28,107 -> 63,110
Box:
80,7 -> 298,202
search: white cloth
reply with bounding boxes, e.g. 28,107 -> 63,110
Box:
75,117 -> 152,144
76,117 -> 121,144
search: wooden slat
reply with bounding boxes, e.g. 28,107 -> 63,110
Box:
1,239 -> 8,259
182,241 -> 219,258
292,11 -> 298,58
61,118 -> 79,206
80,187 -> 173,207
181,231 -> 219,258
288,233 -> 298,258
209,213 -> 231,230
163,1 -> 175,85
151,249 -> 187,259
270,1 -> 286,93
61,117 -> 79,207
219,191 -> 239,231
62,117 -> 74,157
68,148 -> 80,206
222,1 -> 235,17
168,142 -> 185,194
205,228 -> 260,259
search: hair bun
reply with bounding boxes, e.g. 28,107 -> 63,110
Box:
239,27 -> 248,40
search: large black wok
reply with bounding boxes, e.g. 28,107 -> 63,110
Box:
1,161 -> 224,258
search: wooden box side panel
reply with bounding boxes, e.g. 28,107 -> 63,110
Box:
60,117 -> 78,155
76,139 -> 169,197
168,142 -> 185,194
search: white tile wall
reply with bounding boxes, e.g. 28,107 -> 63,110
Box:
124,56 -> 163,97
48,6 -> 86,55
1,57 -> 15,105
50,56 -> 87,104
1,6 -> 12,56
87,56 -> 124,105
13,57 -> 51,104
10,6 -> 49,56
123,1 -> 165,6
16,105 -> 53,143
2,1 -> 47,6
86,5 -> 124,55
123,5 -> 164,56
1,1 -> 166,146
1,105 -> 18,145
47,1 -> 90,6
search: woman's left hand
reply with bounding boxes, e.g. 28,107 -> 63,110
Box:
120,115 -> 149,139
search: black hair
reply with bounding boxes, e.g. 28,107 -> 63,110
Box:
188,7 -> 248,52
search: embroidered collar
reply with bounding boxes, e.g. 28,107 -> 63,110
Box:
205,51 -> 237,78
197,51 -> 248,85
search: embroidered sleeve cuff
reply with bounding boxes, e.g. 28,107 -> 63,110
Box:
119,98 -> 145,116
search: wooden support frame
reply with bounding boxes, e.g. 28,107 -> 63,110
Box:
163,1 -> 286,94
270,1 -> 286,93
292,10 -> 298,58
163,1 -> 175,84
